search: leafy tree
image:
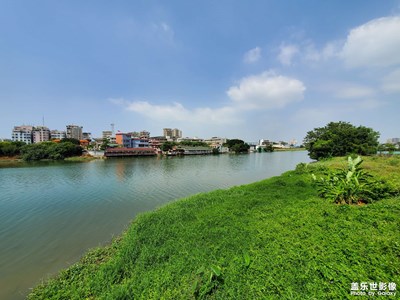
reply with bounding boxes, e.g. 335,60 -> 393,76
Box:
303,121 -> 379,160
100,138 -> 110,150
0,141 -> 25,157
60,138 -> 81,145
179,141 -> 209,147
160,141 -> 177,152
224,139 -> 250,154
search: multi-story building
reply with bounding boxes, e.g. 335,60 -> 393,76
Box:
102,131 -> 113,139
131,138 -> 149,148
66,125 -> 83,140
116,132 -> 132,148
115,132 -> 150,148
50,130 -> 66,140
12,125 -> 34,144
387,138 -> 400,144
163,128 -> 173,138
32,126 -> 50,143
163,128 -> 182,140
172,128 -> 182,139
82,132 -> 92,140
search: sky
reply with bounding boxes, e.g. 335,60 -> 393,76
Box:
1,0 -> 400,144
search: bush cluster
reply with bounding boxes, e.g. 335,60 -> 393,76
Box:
0,141 -> 25,156
20,141 -> 82,161
311,156 -> 397,204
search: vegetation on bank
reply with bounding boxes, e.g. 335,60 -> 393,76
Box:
29,156 -> 400,299
304,121 -> 380,160
0,140 -> 83,161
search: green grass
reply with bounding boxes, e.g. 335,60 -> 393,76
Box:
29,156 -> 400,299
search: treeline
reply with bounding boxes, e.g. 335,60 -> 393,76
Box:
0,140 -> 82,161
160,141 -> 209,152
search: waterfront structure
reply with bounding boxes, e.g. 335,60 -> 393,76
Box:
168,146 -> 213,155
50,130 -> 66,140
104,147 -> 156,157
12,125 -> 34,144
177,137 -> 204,143
32,126 -> 50,143
66,125 -> 83,140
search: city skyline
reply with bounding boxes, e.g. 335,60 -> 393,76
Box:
1,1 -> 400,142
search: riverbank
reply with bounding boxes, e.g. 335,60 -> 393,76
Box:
0,155 -> 99,165
28,156 -> 400,299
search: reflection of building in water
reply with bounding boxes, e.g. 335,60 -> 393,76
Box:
115,159 -> 126,182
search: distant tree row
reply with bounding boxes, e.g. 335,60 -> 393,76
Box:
160,141 -> 209,152
0,139 -> 82,161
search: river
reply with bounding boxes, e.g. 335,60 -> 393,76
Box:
0,151 -> 311,299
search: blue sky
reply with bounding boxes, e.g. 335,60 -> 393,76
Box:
1,0 -> 400,143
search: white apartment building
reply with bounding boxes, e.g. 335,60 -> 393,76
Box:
50,130 -> 66,140
12,125 -> 34,144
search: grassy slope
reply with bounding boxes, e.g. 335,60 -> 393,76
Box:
29,156 -> 400,299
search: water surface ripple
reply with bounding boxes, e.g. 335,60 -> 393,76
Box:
0,152 -> 311,299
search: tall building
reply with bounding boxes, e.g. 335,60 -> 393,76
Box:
172,128 -> 182,139
66,125 -> 83,140
102,131 -> 112,139
12,125 -> 34,144
32,126 -> 50,143
163,128 -> 173,138
50,130 -> 66,140
163,128 -> 182,139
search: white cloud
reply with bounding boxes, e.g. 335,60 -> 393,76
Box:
335,84 -> 376,99
278,44 -> 299,66
243,47 -> 261,64
116,100 -> 239,125
382,68 -> 400,93
303,41 -> 340,62
110,71 -> 305,137
152,21 -> 175,43
340,16 -> 400,68
226,71 -> 306,109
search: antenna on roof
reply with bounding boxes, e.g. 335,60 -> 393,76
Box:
111,123 -> 115,135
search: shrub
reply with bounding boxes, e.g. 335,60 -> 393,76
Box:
312,156 -> 397,204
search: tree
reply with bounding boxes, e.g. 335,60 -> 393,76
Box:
160,141 -> 176,152
303,121 -> 379,160
60,138 -> 80,145
100,138 -> 110,150
0,141 -> 25,157
224,139 -> 250,154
